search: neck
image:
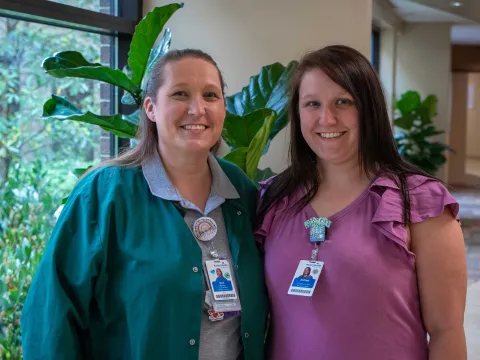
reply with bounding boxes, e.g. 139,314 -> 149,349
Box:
316,157 -> 371,192
159,145 -> 212,211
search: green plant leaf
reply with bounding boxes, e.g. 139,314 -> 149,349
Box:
394,113 -> 415,129
245,111 -> 277,179
128,3 -> 183,86
421,95 -> 438,118
226,61 -> 297,150
222,147 -> 248,172
255,167 -> 276,182
222,109 -> 273,149
42,51 -> 141,97
395,90 -> 421,116
42,95 -> 138,138
72,167 -> 91,178
141,28 -> 172,91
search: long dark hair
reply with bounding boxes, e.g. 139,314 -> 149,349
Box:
257,45 -> 435,226
84,49 -> 226,175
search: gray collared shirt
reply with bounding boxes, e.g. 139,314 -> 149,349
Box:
142,151 -> 244,360
142,152 -> 239,215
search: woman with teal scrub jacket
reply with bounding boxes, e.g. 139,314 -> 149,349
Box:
21,49 -> 269,360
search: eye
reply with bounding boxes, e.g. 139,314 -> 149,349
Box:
305,101 -> 320,108
336,98 -> 353,106
172,91 -> 187,97
204,91 -> 220,100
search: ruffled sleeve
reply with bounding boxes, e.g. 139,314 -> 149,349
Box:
369,175 -> 460,248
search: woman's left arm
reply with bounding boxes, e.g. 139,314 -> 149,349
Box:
410,209 -> 467,360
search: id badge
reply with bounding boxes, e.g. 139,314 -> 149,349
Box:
287,260 -> 324,297
204,259 -> 241,313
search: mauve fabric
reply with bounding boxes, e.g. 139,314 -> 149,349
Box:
256,174 -> 459,360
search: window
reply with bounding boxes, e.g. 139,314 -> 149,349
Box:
0,1 -> 142,356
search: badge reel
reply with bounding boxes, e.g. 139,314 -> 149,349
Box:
287,217 -> 330,297
193,217 -> 242,315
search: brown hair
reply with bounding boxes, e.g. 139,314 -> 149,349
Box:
257,45 -> 434,226
92,48 -> 226,172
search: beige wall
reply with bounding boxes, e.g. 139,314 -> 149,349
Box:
379,28 -> 397,121
143,0 -> 373,173
448,73 -> 468,185
379,23 -> 452,180
467,73 -> 480,158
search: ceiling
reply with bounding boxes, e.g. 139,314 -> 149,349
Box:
386,0 -> 480,45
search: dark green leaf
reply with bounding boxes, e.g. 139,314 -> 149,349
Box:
128,4 -> 183,86
222,109 -> 273,149
246,111 -> 277,179
42,51 -> 141,96
226,61 -> 298,149
73,167 -> 91,178
395,90 -> 421,116
42,95 -> 138,138
421,95 -> 438,118
222,148 -> 248,172
141,28 -> 172,91
394,113 -> 415,129
255,167 -> 276,182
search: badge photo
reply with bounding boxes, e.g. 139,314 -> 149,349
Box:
205,259 -> 238,301
287,260 -> 324,297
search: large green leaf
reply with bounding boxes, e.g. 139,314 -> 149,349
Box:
421,95 -> 438,119
395,90 -> 421,116
141,28 -> 172,91
255,167 -> 276,182
128,3 -> 183,86
222,109 -> 273,149
394,113 -> 415,130
42,51 -> 141,97
42,95 -> 138,138
226,61 -> 297,150
222,147 -> 248,172
245,111 -> 277,179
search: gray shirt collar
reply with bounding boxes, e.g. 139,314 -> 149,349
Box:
142,151 -> 239,215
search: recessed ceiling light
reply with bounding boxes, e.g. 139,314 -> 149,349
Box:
450,1 -> 463,6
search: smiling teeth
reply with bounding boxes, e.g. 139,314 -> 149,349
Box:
320,132 -> 342,138
184,125 -> 206,130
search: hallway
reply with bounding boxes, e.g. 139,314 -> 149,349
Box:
453,189 -> 480,358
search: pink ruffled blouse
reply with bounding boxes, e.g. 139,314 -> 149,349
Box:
255,174 -> 459,360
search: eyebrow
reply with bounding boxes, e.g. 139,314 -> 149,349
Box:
170,82 -> 222,90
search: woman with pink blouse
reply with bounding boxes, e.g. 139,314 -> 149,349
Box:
256,45 -> 467,360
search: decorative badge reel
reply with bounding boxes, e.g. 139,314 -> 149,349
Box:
193,217 -> 218,241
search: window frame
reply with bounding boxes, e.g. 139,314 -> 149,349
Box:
0,0 -> 144,157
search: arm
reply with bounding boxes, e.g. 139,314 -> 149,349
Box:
21,186 -> 104,360
410,209 -> 467,360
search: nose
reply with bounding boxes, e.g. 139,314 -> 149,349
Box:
188,95 -> 206,117
318,105 -> 337,126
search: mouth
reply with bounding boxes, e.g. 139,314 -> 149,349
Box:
317,131 -> 347,139
181,124 -> 209,131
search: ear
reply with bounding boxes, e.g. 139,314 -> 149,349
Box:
143,96 -> 156,122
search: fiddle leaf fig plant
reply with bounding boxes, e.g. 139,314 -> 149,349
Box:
394,90 -> 453,175
40,2 -> 291,184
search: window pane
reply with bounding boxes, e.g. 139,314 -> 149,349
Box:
47,0 -> 115,15
0,17 -> 114,355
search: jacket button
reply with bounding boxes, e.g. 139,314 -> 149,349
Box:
234,264 -> 239,270
193,267 -> 199,273
237,210 -> 242,215
189,339 -> 196,345
244,333 -> 249,339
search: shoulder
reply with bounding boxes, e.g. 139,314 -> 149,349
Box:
369,173 -> 459,223
70,165 -> 143,205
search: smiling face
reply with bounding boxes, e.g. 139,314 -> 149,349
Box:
298,68 -> 360,167
144,57 -> 226,157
